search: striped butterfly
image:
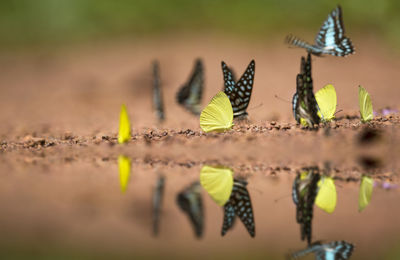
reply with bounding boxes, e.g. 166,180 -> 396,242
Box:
221,178 -> 255,237
292,53 -> 321,127
176,59 -> 204,115
176,181 -> 204,238
292,167 -> 320,245
286,5 -> 354,57
152,175 -> 165,236
152,60 -> 165,122
291,240 -> 354,260
222,60 -> 255,119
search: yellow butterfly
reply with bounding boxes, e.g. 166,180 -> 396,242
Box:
359,86 -> 373,123
359,175 -> 373,212
118,104 -> 131,144
315,176 -> 337,213
200,165 -> 234,206
118,155 -> 131,193
200,91 -> 233,133
315,84 -> 337,122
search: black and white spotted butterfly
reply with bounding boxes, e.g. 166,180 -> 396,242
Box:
176,59 -> 204,115
286,5 -> 354,57
176,181 -> 204,238
292,167 -> 320,245
222,60 -> 255,119
152,60 -> 165,122
152,175 -> 165,236
291,240 -> 355,260
221,178 -> 255,237
292,53 -> 321,126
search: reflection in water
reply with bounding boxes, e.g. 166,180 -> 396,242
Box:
152,175 -> 165,236
315,175 -> 337,214
118,155 -> 131,193
359,175 -> 374,212
222,178 -> 256,237
290,240 -> 354,260
292,167 -> 320,244
176,181 -> 204,238
200,165 -> 234,206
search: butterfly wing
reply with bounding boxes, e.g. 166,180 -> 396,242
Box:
315,241 -> 354,260
359,86 -> 373,123
200,91 -> 233,133
315,84 -> 337,122
315,176 -> 337,213
221,203 -> 237,236
118,104 -> 131,144
118,155 -> 131,193
230,179 -> 255,237
176,59 -> 204,115
200,165 -> 234,206
222,60 -> 255,118
177,182 -> 204,238
359,175 -> 373,212
152,175 -> 165,236
152,61 -> 165,122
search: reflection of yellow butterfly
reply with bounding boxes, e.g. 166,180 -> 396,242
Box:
315,84 -> 337,122
118,104 -> 131,144
315,176 -> 337,213
118,155 -> 131,193
200,92 -> 233,133
200,165 -> 234,206
359,175 -> 373,212
359,86 -> 373,123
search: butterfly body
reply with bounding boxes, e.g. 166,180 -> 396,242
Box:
291,240 -> 354,260
176,59 -> 204,115
286,5 -> 354,57
222,60 -> 255,118
152,61 -> 165,122
221,178 -> 255,237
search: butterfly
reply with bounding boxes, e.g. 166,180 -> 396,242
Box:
359,175 -> 373,212
152,60 -> 165,122
291,240 -> 355,260
152,175 -> 165,236
292,53 -> 321,127
200,165 -> 234,206
118,155 -> 131,193
315,84 -> 337,122
292,167 -> 320,244
221,178 -> 255,237
286,5 -> 355,57
359,85 -> 373,123
176,181 -> 204,238
118,104 -> 131,144
200,91 -> 233,133
176,59 -> 204,115
315,175 -> 337,214
222,60 -> 255,118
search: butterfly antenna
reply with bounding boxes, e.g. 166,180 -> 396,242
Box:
274,94 -> 291,103
274,194 -> 291,203
248,102 -> 264,111
334,109 -> 343,116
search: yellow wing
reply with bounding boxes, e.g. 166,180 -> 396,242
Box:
315,176 -> 337,213
359,86 -> 373,123
200,92 -> 233,133
118,155 -> 131,193
359,175 -> 373,212
315,84 -> 337,122
200,165 -> 234,206
118,104 -> 131,144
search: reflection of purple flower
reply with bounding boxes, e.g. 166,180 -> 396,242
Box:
382,182 -> 399,190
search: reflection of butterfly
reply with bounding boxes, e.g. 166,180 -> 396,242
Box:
359,86 -> 373,123
200,165 -> 234,206
292,167 -> 320,244
292,54 -> 320,126
286,5 -> 354,57
315,84 -> 337,122
221,179 -> 255,237
176,59 -> 204,115
222,60 -> 255,118
176,181 -> 204,238
315,175 -> 337,213
291,240 -> 354,260
359,175 -> 373,212
118,104 -> 131,144
200,91 -> 233,133
118,155 -> 131,193
152,61 -> 165,122
152,175 -> 165,236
